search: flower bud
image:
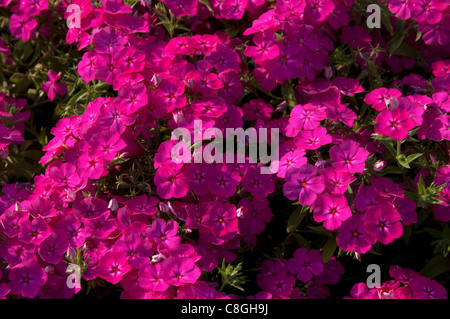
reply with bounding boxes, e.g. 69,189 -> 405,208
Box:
108,198 -> 119,212
374,161 -> 386,172
324,66 -> 333,80
236,206 -> 248,218
14,202 -> 22,213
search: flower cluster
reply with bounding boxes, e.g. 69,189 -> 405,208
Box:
0,0 -> 448,300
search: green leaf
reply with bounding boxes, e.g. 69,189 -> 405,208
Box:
406,153 -> 423,164
307,225 -> 333,237
392,43 -> 421,59
403,225 -> 413,246
199,0 -> 214,15
286,206 -> 307,233
281,81 -> 297,109
386,20 -> 407,55
425,228 -> 443,238
293,234 -> 311,250
380,166 -> 403,175
322,236 -> 337,263
380,4 -> 394,36
10,73 -> 24,84
420,255 -> 450,279
396,154 -> 410,169
380,140 -> 397,158
418,174 -> 426,196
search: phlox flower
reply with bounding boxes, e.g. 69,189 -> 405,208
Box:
242,99 -> 274,122
202,202 -> 239,237
263,42 -> 301,83
154,165 -> 189,199
313,194 -> 352,230
294,127 -> 332,150
329,140 -> 369,174
287,248 -> 324,282
160,256 -> 201,286
138,262 -> 170,292
8,256 -> 47,298
212,0 -> 248,20
364,88 -> 402,111
9,13 -> 38,42
336,213 -> 377,254
147,219 -> 181,250
206,164 -> 241,198
283,164 -> 325,205
244,31 -> 280,64
364,204 -> 403,245
288,104 -> 326,131
97,251 -> 131,284
241,166 -> 275,199
320,167 -> 355,195
115,83 -> 148,115
18,216 -> 52,245
375,108 -> 416,141
0,237 -> 35,267
37,231 -> 70,264
238,197 -> 272,235
409,274 -> 448,299
41,70 -> 67,101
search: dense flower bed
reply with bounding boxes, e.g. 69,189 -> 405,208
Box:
0,0 -> 449,299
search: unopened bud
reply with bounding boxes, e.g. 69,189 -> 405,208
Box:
236,206 -> 248,218
374,161 -> 386,172
324,66 -> 333,80
14,202 -> 22,213
276,101 -> 287,112
108,198 -> 119,212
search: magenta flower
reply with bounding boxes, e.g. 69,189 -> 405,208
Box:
242,99 -> 274,122
18,216 -> 52,245
313,194 -> 352,230
294,127 -> 332,150
202,202 -> 238,237
289,104 -> 327,131
160,256 -> 201,286
37,231 -> 70,264
138,262 -> 170,292
329,140 -> 369,174
147,219 -> 181,250
8,257 -> 47,298
320,167 -> 355,195
154,165 -> 189,199
238,197 -> 272,235
41,70 -> 67,101
244,31 -> 280,64
364,88 -> 402,111
336,213 -> 377,254
364,205 -> 403,245
0,237 -> 35,267
241,166 -> 275,199
115,83 -> 148,115
375,108 -> 416,140
409,275 -> 448,299
9,13 -> 38,42
287,248 -> 324,282
97,251 -> 131,284
283,164 -> 325,205
206,164 -> 241,198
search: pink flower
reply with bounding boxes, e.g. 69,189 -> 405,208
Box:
138,262 -> 170,292
9,13 -> 38,41
8,257 -> 47,298
241,166 -> 275,199
147,219 -> 181,250
313,194 -> 352,230
364,205 -> 403,245
336,213 -> 377,254
18,216 -> 52,245
283,164 -> 325,205
41,70 -> 67,101
364,88 -> 402,111
294,127 -> 332,150
375,108 -> 416,141
329,140 -> 369,174
97,251 -> 131,284
287,248 -> 324,282
160,256 -> 201,286
244,31 -> 280,64
320,167 -> 355,195
37,231 -> 70,264
410,275 -> 448,299
154,165 -> 189,199
238,197 -> 272,235
202,202 -> 238,237
288,104 -> 326,131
